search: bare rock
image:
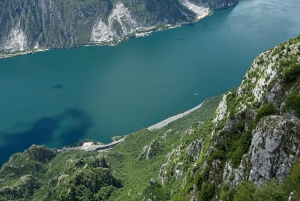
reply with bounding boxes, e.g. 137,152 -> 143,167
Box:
249,116 -> 300,184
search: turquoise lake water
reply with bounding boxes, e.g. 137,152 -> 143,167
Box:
0,0 -> 300,165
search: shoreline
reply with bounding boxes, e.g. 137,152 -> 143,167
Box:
0,11 -> 212,59
0,48 -> 49,59
58,137 -> 126,152
147,102 -> 203,131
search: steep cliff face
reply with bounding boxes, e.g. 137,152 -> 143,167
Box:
194,35 -> 300,200
0,0 -> 238,54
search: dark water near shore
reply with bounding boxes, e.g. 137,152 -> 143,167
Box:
1,0 -> 300,165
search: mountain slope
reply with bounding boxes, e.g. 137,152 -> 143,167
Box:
170,34 -> 300,201
0,0 -> 238,56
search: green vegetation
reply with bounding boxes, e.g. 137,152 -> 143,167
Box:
282,92 -> 300,118
106,96 -> 221,200
198,183 -> 215,201
234,160 -> 300,201
228,126 -> 252,168
254,103 -> 278,124
287,34 -> 300,45
226,91 -> 237,119
143,182 -> 170,200
276,37 -> 300,85
233,181 -> 256,201
283,63 -> 300,83
234,179 -> 286,201
112,136 -> 124,141
0,146 -> 121,201
220,183 -> 234,201
257,57 -> 264,65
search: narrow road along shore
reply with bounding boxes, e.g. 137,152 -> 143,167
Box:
59,102 -> 203,152
147,102 -> 203,131
58,137 -> 125,152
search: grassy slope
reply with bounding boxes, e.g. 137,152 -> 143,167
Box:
106,96 -> 221,200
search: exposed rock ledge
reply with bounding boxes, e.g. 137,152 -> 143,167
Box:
223,115 -> 300,189
179,0 -> 210,19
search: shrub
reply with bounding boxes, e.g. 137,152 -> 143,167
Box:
207,150 -> 226,165
195,168 -> 210,189
254,179 -> 286,201
254,103 -> 278,124
229,129 -> 252,168
234,180 -> 286,201
220,183 -> 233,201
226,92 -> 237,119
257,58 -> 264,65
282,92 -> 300,118
283,63 -> 300,83
143,182 -> 170,200
283,160 -> 300,199
280,59 -> 293,69
234,181 -> 255,201
253,101 -> 261,109
198,183 -> 215,201
95,186 -> 116,200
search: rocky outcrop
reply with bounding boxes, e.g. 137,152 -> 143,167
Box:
249,116 -> 300,184
91,2 -> 138,43
223,115 -> 300,188
186,139 -> 203,161
213,94 -> 228,123
25,145 -> 57,163
141,139 -> 162,160
179,0 -> 209,19
3,22 -> 28,52
158,144 -> 183,185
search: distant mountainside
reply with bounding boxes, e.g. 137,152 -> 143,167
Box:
1,34 -> 300,201
0,0 -> 238,55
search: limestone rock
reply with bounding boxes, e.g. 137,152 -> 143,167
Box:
249,116 -> 300,184
186,139 -> 203,161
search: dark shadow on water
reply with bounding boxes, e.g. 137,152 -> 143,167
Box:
52,84 -> 63,89
55,109 -> 94,145
0,108 -> 93,167
184,23 -> 195,27
177,38 -> 186,42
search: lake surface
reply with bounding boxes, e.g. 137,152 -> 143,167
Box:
1,0 -> 300,165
